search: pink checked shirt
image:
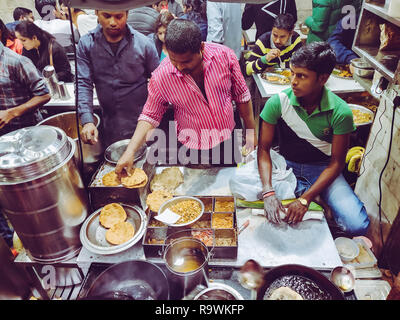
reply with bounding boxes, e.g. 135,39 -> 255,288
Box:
138,43 -> 251,150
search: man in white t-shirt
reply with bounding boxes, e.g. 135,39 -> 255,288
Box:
34,0 -> 80,53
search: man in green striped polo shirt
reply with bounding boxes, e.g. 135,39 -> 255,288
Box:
257,42 -> 370,236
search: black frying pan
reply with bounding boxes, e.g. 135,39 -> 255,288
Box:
83,260 -> 170,300
257,264 -> 344,300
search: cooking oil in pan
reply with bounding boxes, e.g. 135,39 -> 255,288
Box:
264,275 -> 332,300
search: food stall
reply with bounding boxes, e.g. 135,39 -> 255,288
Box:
3,0 -> 399,302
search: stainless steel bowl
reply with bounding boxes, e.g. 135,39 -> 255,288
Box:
37,111 -> 103,165
351,58 -> 372,69
79,203 -> 147,255
157,196 -> 205,227
104,140 -> 146,165
352,66 -> 374,78
194,283 -> 244,300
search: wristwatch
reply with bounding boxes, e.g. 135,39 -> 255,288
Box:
298,197 -> 308,207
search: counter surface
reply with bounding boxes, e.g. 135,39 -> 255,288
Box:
76,166 -> 342,271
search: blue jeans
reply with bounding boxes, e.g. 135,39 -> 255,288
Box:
286,160 -> 370,236
0,211 -> 13,248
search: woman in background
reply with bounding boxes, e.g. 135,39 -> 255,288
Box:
181,0 -> 207,41
154,11 -> 175,62
15,21 -> 73,82
0,19 -> 23,54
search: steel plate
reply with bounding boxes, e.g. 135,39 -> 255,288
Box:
332,68 -> 353,79
348,104 -> 374,127
104,140 -> 146,165
260,72 -> 290,85
80,204 -> 147,255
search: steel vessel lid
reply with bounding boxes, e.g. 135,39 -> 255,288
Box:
0,126 -> 71,183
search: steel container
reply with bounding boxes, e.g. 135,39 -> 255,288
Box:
37,111 -> 103,168
163,237 -> 210,298
0,126 -> 89,263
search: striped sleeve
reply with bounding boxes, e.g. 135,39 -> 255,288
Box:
228,48 -> 251,103
245,36 -> 276,75
138,75 -> 169,127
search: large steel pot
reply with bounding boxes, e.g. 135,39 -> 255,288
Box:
37,111 -> 103,166
84,260 -> 169,300
0,126 -> 89,263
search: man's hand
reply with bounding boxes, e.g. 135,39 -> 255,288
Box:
263,194 -> 285,224
283,200 -> 308,224
266,49 -> 281,62
243,128 -> 258,154
115,149 -> 135,176
0,109 -> 17,129
81,123 -> 98,145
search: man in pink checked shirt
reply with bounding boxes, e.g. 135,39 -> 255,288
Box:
116,19 -> 257,174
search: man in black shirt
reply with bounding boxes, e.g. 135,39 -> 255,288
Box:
242,0 -> 298,40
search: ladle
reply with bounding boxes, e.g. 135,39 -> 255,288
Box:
238,259 -> 264,300
330,266 -> 355,293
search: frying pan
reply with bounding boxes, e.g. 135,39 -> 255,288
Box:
83,260 -> 169,300
257,264 -> 345,300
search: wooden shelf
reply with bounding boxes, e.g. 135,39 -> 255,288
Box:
364,2 -> 400,28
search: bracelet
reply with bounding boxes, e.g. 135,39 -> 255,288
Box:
260,55 -> 268,64
262,191 -> 275,199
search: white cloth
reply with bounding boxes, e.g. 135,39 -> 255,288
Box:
77,14 -> 98,37
34,19 -> 79,49
206,2 -> 242,59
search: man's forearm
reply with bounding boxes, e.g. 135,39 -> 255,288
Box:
12,94 -> 51,118
257,147 -> 274,190
125,120 -> 156,156
301,161 -> 344,203
237,100 -> 256,130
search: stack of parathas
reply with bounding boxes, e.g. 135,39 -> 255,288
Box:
146,167 -> 184,213
102,168 -> 148,189
99,203 -> 135,245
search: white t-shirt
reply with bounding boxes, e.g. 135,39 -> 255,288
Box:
34,19 -> 79,49
77,14 -> 98,37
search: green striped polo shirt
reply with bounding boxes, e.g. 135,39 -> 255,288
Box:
260,87 -> 356,163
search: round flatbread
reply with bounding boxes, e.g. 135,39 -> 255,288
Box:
105,221 -> 135,245
146,190 -> 173,212
121,168 -> 148,188
102,170 -> 121,187
267,287 -> 303,300
99,203 -> 127,228
150,167 -> 184,193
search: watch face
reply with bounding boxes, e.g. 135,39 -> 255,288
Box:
299,198 -> 307,206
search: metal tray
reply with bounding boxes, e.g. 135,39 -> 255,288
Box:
88,158 -> 154,210
104,140 -> 146,165
354,280 -> 391,300
80,203 -> 147,255
142,196 -> 238,260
